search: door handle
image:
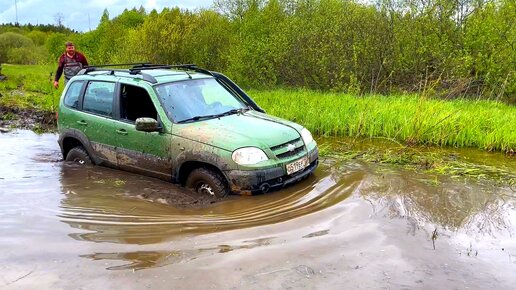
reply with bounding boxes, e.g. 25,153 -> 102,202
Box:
76,120 -> 87,125
116,129 -> 128,135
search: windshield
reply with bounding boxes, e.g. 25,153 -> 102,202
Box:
155,78 -> 247,123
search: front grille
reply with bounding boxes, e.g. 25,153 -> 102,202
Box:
276,146 -> 304,159
270,137 -> 301,151
270,137 -> 305,159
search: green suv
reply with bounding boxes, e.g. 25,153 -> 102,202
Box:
57,64 -> 318,197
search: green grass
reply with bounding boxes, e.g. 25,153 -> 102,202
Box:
0,64 -> 61,112
250,89 -> 516,153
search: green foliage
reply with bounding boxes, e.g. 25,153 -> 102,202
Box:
185,10 -> 231,70
7,46 -> 49,64
0,32 -> 34,63
120,8 -> 198,64
2,0 -> 515,101
0,23 -> 74,34
27,30 -> 48,46
45,33 -> 67,62
73,31 -> 100,63
464,0 -> 515,99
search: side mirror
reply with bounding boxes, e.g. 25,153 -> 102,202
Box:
135,117 -> 160,132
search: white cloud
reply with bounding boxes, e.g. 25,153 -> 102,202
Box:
0,0 -> 212,32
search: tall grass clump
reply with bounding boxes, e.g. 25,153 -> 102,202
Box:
250,89 -> 515,153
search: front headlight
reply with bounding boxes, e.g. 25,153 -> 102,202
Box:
301,128 -> 314,145
232,147 -> 269,165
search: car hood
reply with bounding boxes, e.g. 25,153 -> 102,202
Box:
172,110 -> 303,152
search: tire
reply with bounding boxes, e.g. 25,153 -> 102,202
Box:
186,168 -> 229,198
65,146 -> 92,165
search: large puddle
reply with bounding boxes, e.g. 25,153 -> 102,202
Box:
0,130 -> 515,289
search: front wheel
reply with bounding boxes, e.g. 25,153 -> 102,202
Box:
65,146 -> 92,165
186,168 -> 229,198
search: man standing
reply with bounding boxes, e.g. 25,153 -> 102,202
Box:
53,41 -> 88,89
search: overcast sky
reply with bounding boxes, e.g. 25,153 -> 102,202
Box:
0,0 -> 214,32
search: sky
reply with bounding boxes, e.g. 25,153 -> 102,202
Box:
0,0 -> 214,32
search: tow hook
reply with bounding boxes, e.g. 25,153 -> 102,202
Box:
260,183 -> 271,193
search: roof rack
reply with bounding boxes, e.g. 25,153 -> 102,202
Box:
128,63 -> 216,77
78,67 -> 157,83
77,63 -> 211,84
128,63 -> 199,75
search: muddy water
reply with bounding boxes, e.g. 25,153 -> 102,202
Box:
1,130 -> 515,289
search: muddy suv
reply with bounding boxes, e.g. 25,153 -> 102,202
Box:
57,64 -> 318,197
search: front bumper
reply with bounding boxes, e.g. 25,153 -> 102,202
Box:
226,148 -> 319,195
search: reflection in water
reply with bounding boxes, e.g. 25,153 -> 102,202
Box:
82,251 -> 189,271
356,167 -> 515,238
58,162 -> 360,245
82,237 -> 276,270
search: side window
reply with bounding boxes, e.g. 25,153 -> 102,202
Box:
119,84 -> 157,122
63,81 -> 84,109
83,81 -> 115,117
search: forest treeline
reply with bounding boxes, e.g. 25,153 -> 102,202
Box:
0,0 -> 514,102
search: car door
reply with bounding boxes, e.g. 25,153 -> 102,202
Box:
114,83 -> 173,180
75,80 -> 118,166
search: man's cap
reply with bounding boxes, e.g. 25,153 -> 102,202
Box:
65,41 -> 74,47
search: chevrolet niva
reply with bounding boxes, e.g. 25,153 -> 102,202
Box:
57,64 -> 318,197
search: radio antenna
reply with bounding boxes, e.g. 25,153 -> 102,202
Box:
15,0 -> 19,25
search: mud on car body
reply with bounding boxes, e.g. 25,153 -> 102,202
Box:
57,64 -> 318,197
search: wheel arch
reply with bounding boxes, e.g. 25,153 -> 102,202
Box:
177,161 -> 228,188
58,129 -> 100,164
62,137 -> 83,159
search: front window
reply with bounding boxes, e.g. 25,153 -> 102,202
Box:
155,78 -> 247,123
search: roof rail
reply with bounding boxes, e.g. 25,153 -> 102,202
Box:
77,66 -> 158,84
77,63 -> 215,84
87,62 -> 152,68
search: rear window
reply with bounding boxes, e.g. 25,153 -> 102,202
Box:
63,81 -> 84,109
83,81 -> 115,117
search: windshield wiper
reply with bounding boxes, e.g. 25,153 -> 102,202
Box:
177,115 -> 217,123
177,108 -> 249,124
220,107 -> 249,116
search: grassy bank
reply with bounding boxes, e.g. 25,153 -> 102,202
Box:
251,89 -> 515,153
1,65 -> 514,153
0,64 -> 60,112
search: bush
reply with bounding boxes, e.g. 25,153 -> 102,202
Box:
0,32 -> 35,63
7,46 -> 49,65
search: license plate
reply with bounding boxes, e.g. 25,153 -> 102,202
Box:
286,156 -> 309,175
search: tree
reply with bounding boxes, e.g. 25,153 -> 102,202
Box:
54,13 -> 65,28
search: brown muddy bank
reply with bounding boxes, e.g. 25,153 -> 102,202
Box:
0,106 -> 56,132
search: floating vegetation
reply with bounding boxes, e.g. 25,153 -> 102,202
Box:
319,137 -> 516,187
